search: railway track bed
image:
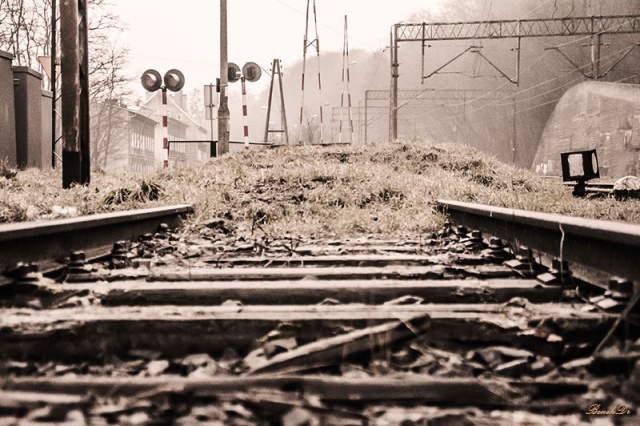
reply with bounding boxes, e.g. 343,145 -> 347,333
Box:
1,204 -> 639,424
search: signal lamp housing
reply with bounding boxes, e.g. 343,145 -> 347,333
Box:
228,63 -> 241,83
561,149 -> 600,182
242,62 -> 262,82
164,69 -> 185,92
561,149 -> 601,197
141,69 -> 162,92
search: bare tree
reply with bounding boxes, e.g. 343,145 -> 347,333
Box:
90,40 -> 131,169
0,0 -> 133,170
299,112 -> 321,145
0,0 -> 50,68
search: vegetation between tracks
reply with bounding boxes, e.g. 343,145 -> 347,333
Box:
1,139 -> 639,236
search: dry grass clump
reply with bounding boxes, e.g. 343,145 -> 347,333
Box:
1,139 -> 639,237
0,168 -> 165,223
0,158 -> 17,180
103,179 -> 162,206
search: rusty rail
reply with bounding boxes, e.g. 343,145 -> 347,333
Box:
437,199 -> 640,287
0,220 -> 636,421
0,204 -> 192,277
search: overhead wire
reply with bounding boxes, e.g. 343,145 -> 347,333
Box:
424,14 -> 640,111
421,69 -> 640,142
354,5 -> 640,136
521,0 -> 560,19
440,43 -> 639,117
392,2 -> 640,142
402,41 -> 640,140
415,12 -> 640,116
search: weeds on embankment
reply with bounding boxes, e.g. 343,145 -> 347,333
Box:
1,139 -> 639,237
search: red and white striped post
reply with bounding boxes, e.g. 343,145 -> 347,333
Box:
141,69 -> 184,168
241,77 -> 249,149
339,15 -> 354,144
162,88 -> 169,168
314,0 -> 325,144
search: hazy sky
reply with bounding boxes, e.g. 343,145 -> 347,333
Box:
110,0 -> 441,95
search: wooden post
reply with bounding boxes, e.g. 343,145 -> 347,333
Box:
51,0 -> 57,168
217,0 -> 230,155
60,0 -> 90,188
78,0 -> 90,183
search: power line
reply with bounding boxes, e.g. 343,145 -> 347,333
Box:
422,42 -> 640,124
416,68 -> 640,137
393,43 -> 639,147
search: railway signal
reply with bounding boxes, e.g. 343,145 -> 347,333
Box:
228,61 -> 262,149
140,69 -> 186,168
140,69 -> 162,92
561,149 -> 600,197
140,69 -> 186,94
163,69 -> 186,92
242,62 -> 262,82
228,63 -> 241,83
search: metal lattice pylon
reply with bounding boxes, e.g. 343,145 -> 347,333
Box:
299,0 -> 324,144
338,15 -> 354,144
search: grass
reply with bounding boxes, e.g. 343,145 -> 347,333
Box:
1,139 -> 639,237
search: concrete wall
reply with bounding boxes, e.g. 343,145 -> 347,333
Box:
13,66 -> 44,169
0,50 -> 17,165
532,81 -> 640,179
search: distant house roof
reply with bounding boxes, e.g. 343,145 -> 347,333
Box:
138,91 -> 208,133
129,111 -> 157,126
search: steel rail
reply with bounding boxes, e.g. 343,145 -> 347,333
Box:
0,204 -> 192,277
437,199 -> 640,287
4,376 -> 590,408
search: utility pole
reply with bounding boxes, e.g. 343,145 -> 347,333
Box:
60,0 -> 90,188
512,95 -> 517,164
389,25 -> 398,142
591,32 -> 601,79
51,0 -> 57,168
218,0 -> 230,155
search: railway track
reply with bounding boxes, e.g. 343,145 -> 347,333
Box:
1,202 -> 639,424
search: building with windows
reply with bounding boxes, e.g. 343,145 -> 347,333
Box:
90,91 -> 210,173
129,112 -> 157,173
138,91 -> 210,168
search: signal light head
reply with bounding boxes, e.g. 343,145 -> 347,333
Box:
164,69 -> 185,92
228,63 -> 241,83
561,149 -> 600,182
141,69 -> 162,92
242,62 -> 262,82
